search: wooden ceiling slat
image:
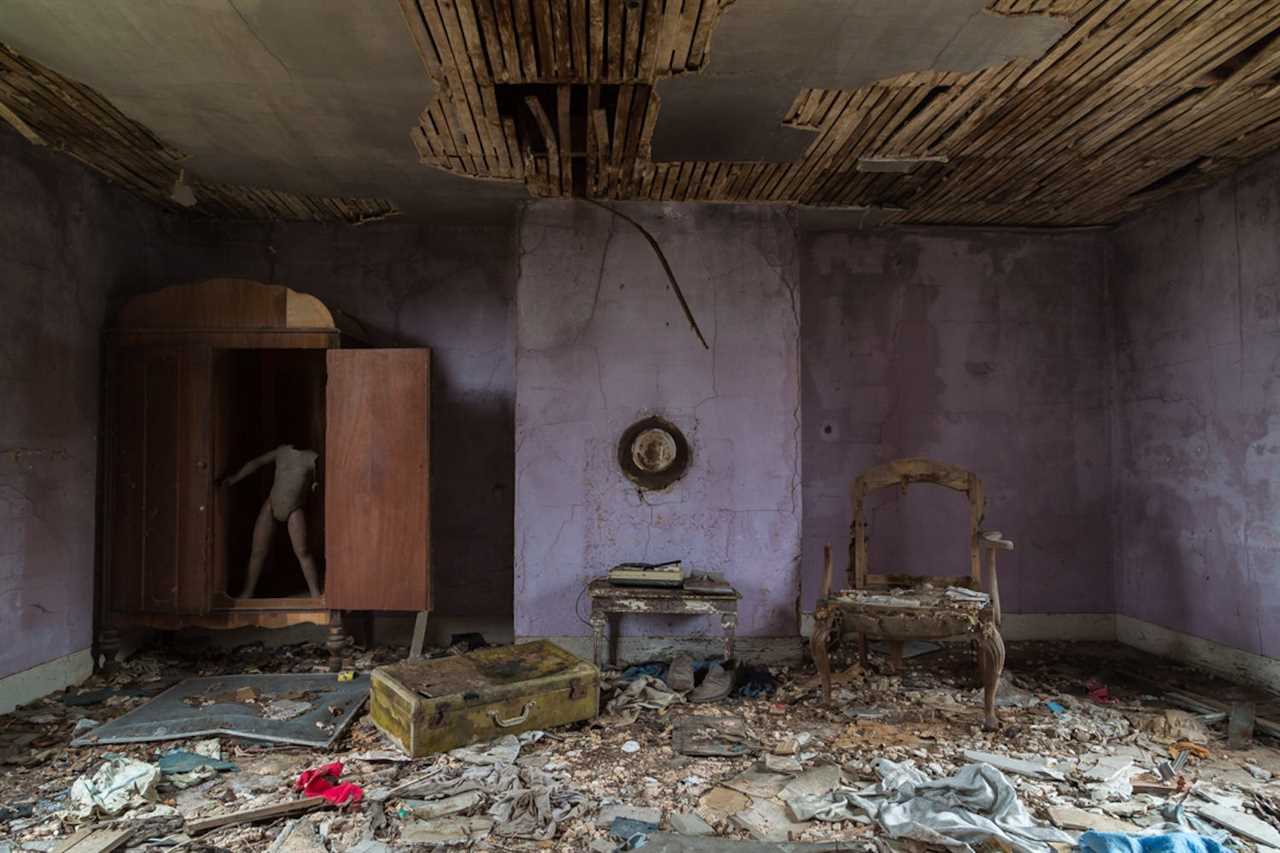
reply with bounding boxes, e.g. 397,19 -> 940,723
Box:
570,0 -> 589,78
530,0 -> 557,78
510,0 -> 539,79
622,0 -> 643,81
605,0 -> 624,81
686,0 -> 721,70
552,0 -> 573,79
588,0 -> 605,79
471,0 -> 508,81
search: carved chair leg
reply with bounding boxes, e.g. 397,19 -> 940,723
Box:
977,622 -> 1006,731
810,607 -> 834,705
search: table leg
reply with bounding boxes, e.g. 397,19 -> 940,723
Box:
720,612 -> 737,661
590,611 -> 607,669
607,613 -> 619,668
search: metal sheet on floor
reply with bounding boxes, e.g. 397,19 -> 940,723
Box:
70,673 -> 369,749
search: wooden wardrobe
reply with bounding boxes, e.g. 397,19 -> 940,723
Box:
99,279 -> 431,664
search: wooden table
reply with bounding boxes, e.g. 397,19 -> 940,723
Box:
587,579 -> 741,668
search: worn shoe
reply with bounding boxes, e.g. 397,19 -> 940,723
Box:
688,661 -> 733,703
666,653 -> 695,692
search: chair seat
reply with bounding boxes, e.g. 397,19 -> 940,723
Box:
825,586 -> 990,640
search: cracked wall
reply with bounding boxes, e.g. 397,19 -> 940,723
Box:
1111,150 -> 1280,658
800,227 -> 1112,616
514,201 -> 802,640
0,125 -> 183,683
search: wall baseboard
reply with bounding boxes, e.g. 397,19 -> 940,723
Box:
0,648 -> 93,714
1001,613 -> 1117,641
1116,615 -> 1280,694
519,635 -> 806,667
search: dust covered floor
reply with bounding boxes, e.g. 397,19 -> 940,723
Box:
2,639 -> 1279,851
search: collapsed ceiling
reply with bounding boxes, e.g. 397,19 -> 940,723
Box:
2,0 -> 1280,226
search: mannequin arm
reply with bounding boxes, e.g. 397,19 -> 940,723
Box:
221,449 -> 277,487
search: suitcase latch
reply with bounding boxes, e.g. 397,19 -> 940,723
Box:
569,679 -> 584,700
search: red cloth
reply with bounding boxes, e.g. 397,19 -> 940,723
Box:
295,762 -> 363,806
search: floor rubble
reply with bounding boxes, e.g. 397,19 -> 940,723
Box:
2,639 -> 1278,851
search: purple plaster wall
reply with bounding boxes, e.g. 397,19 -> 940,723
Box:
116,217 -> 519,627
1110,153 -> 1280,658
0,126 -> 178,680
800,229 -> 1113,615
514,202 -> 802,639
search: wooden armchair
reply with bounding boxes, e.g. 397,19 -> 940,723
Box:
810,458 -> 1014,730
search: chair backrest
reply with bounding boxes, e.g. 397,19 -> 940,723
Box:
849,457 -> 987,591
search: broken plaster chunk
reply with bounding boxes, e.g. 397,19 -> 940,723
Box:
1081,754 -> 1134,783
400,816 -> 495,845
1195,803 -> 1280,849
1048,805 -> 1141,834
962,749 -> 1066,782
696,787 -> 752,825
764,753 -> 804,773
596,804 -> 663,828
779,765 -> 841,801
731,798 -> 812,842
725,769 -> 792,799
668,811 -> 715,836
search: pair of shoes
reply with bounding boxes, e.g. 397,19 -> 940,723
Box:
666,653 -> 695,692
689,661 -> 733,703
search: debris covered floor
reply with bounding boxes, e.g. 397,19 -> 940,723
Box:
3,640 -> 1279,851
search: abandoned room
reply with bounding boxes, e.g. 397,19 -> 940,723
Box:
3,0 -> 1280,850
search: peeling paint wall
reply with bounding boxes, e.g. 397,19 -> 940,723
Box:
800,229 -> 1113,616
1111,152 -> 1280,659
514,202 -> 802,640
0,125 -> 177,682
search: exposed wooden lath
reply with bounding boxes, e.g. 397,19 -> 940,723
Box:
400,0 -> 718,196
403,0 -> 1280,225
987,0 -> 1090,16
0,44 -> 398,224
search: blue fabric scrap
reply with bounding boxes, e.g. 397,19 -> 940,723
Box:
1079,831 -> 1230,853
158,750 -> 238,774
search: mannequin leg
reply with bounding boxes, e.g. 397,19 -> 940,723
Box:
287,509 -> 322,598
240,498 -> 276,598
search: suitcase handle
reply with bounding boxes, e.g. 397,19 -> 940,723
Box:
489,702 -> 535,727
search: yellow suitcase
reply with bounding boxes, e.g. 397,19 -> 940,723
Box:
370,640 -> 599,757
